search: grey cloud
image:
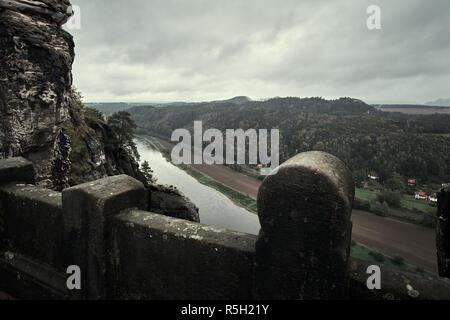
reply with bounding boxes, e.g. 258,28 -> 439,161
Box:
69,0 -> 450,103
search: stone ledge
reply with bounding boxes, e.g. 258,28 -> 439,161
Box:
0,157 -> 35,185
0,251 -> 79,300
0,183 -> 61,207
0,184 -> 64,269
116,209 -> 256,252
349,258 -> 450,300
63,174 -> 148,215
110,210 -> 256,299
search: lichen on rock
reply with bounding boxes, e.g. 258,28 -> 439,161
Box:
0,0 -> 75,189
149,184 -> 200,223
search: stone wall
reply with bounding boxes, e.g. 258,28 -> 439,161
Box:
1,155 -> 450,300
111,210 -> 255,299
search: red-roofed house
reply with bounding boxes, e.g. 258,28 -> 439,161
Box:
415,191 -> 427,200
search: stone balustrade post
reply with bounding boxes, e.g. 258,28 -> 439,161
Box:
0,157 -> 35,185
255,151 -> 355,300
62,175 -> 148,299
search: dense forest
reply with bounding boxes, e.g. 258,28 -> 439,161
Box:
126,97 -> 450,188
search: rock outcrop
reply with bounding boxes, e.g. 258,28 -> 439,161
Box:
149,184 -> 200,223
0,0 -> 74,189
65,100 -> 147,187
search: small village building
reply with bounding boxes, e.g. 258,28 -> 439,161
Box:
428,193 -> 438,203
415,191 -> 427,200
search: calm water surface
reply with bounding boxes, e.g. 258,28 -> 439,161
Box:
136,139 -> 261,235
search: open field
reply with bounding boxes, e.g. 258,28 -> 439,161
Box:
350,242 -> 425,274
352,210 -> 436,273
356,188 -> 434,214
355,188 -> 377,201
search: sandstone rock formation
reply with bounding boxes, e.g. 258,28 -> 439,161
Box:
0,0 -> 72,25
150,184 -> 200,223
0,0 -> 74,189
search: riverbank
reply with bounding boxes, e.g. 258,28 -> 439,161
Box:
137,135 -> 258,213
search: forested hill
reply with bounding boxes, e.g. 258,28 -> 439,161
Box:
128,97 -> 450,186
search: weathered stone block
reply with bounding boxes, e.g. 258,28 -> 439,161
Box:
349,258 -> 450,300
0,251 -> 78,300
0,184 -> 63,269
0,157 -> 35,185
62,174 -> 148,299
111,210 -> 256,300
255,151 -> 355,300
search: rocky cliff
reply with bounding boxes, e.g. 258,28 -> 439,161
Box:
0,0 -> 145,190
64,98 -> 147,188
0,0 -> 74,189
0,0 -> 199,222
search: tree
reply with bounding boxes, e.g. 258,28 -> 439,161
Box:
377,190 -> 401,208
141,161 -> 156,184
313,141 -> 325,151
384,172 -> 406,193
107,111 -> 140,161
84,107 -> 104,122
353,170 -> 367,188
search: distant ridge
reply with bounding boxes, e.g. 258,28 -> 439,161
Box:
372,104 -> 450,115
425,99 -> 450,107
85,102 -> 134,114
374,104 -> 450,109
85,97 -> 253,114
211,96 -> 252,105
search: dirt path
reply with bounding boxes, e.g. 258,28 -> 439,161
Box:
155,137 -> 438,272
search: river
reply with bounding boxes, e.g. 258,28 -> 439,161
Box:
135,139 -> 261,235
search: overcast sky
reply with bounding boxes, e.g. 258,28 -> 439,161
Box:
68,0 -> 450,104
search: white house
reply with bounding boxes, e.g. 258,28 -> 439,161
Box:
428,194 -> 438,203
415,192 -> 427,200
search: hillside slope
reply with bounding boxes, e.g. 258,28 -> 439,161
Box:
128,97 -> 450,186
